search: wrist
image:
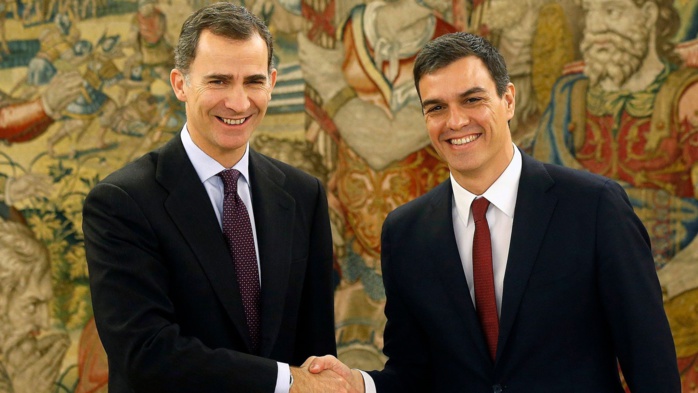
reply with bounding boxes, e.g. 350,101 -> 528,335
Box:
351,368 -> 365,392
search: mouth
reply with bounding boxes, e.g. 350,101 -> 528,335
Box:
217,116 -> 248,125
449,134 -> 481,146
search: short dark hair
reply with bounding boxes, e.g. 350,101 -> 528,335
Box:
413,32 -> 510,99
174,2 -> 274,75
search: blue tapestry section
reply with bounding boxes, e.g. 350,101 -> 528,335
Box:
0,39 -> 39,69
268,62 -> 305,114
8,0 -> 138,28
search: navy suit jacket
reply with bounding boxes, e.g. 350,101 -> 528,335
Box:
369,151 -> 679,393
83,134 -> 336,392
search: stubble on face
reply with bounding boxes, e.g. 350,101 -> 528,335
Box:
419,56 -> 515,194
171,31 -> 275,168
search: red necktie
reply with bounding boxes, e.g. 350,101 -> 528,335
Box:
219,169 -> 261,352
471,197 -> 499,360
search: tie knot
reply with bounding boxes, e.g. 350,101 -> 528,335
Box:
218,169 -> 241,194
471,197 -> 490,222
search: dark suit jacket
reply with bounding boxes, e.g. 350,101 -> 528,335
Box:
369,151 -> 680,393
83,134 -> 336,393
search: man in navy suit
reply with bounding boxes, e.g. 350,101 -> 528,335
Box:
83,3 -> 355,392
307,32 -> 680,392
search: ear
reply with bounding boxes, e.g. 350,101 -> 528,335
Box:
642,1 -> 659,26
170,68 -> 187,103
504,82 -> 516,120
268,68 -> 278,96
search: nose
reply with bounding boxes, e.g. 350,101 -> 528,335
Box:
446,106 -> 469,131
225,85 -> 251,113
32,302 -> 50,332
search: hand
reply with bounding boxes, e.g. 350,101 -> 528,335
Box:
290,366 -> 361,393
303,355 -> 365,392
5,333 -> 70,393
41,71 -> 83,117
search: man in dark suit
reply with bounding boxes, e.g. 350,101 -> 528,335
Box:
83,4 -> 355,392
306,32 -> 681,392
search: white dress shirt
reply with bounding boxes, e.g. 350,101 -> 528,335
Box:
361,145 -> 522,393
451,145 -> 521,315
181,126 -> 292,393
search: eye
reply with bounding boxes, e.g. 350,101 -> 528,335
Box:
605,5 -> 621,17
425,105 -> 443,114
25,302 -> 37,314
246,79 -> 265,86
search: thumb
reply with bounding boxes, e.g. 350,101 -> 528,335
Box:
310,355 -> 353,380
300,355 -> 316,369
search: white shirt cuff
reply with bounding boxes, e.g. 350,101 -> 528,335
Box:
359,369 -> 377,393
275,362 -> 291,393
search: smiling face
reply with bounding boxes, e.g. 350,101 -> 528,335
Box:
170,30 -> 277,167
419,56 -> 515,194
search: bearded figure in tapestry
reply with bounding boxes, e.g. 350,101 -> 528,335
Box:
531,0 -> 698,388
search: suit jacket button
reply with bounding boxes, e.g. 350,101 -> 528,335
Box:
492,384 -> 503,393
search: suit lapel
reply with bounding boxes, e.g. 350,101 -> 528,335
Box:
249,151 -> 295,357
156,135 -> 254,352
497,152 -> 556,360
429,182 -> 493,364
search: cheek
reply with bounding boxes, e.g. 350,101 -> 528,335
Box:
250,90 -> 272,108
426,124 -> 444,145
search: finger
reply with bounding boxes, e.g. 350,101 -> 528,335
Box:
300,355 -> 316,369
308,355 -> 337,373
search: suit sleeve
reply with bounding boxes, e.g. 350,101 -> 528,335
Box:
83,182 -> 278,393
367,213 -> 431,393
595,180 -> 681,392
291,178 -> 337,364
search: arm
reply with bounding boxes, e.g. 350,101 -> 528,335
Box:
83,181 -> 278,392
595,180 -> 680,392
368,217 -> 431,392
291,179 -> 337,363
0,70 -> 82,143
306,211 -> 433,393
0,97 -> 53,142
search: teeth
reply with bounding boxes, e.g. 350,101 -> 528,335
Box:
222,117 -> 245,125
450,134 -> 480,145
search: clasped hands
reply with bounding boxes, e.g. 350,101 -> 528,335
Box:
290,355 -> 364,393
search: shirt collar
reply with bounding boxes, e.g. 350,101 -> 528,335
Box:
451,144 -> 522,223
180,124 -> 251,185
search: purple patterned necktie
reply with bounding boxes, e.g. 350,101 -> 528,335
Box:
218,169 -> 261,352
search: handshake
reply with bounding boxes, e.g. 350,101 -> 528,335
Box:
290,355 -> 365,393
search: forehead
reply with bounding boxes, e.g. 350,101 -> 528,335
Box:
418,56 -> 496,99
190,30 -> 269,74
11,266 -> 51,296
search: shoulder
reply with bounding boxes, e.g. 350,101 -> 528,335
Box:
545,161 -> 622,193
91,136 -> 184,201
386,180 -> 450,225
100,149 -> 159,189
523,152 -> 624,200
250,150 -> 325,199
252,150 -> 319,182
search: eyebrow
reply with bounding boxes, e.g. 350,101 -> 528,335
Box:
421,86 -> 487,109
203,73 -> 268,83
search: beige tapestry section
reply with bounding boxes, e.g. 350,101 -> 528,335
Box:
0,0 -> 697,392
